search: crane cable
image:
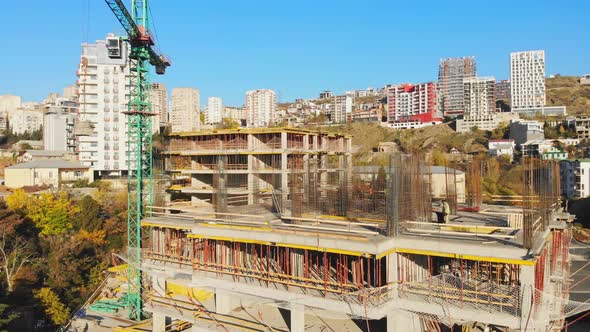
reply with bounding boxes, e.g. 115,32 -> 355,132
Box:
147,3 -> 162,55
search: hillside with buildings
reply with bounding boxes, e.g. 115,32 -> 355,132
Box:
1,0 -> 590,328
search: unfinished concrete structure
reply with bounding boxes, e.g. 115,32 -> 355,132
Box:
165,128 -> 352,210
136,144 -> 584,331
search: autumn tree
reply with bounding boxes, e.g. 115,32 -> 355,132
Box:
24,192 -> 80,236
5,189 -> 30,213
0,230 -> 35,293
33,287 -> 70,326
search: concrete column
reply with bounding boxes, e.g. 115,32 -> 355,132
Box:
387,309 -> 422,332
152,311 -> 166,332
281,132 -> 288,150
290,303 -> 305,332
281,152 -> 289,207
519,265 -> 536,331
346,137 -> 352,154
247,132 -> 253,150
248,155 -> 254,204
215,289 -> 234,315
320,155 -> 328,199
387,253 -> 399,298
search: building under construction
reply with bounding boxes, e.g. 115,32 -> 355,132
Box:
103,128 -> 586,332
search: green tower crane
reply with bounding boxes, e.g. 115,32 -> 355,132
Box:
104,0 -> 170,321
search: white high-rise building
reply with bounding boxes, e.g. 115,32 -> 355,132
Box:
463,77 -> 496,117
246,89 -> 276,127
205,97 -> 223,125
510,50 -> 546,111
171,88 -> 200,133
151,82 -> 168,133
331,95 -> 353,124
76,33 -> 131,175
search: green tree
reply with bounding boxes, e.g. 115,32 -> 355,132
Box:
71,196 -> 103,232
221,117 -> 239,129
431,150 -> 447,166
34,287 -> 70,325
0,304 -> 19,332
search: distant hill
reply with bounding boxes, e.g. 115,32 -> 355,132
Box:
546,76 -> 590,115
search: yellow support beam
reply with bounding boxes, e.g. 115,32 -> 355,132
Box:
378,247 -> 535,266
141,221 -> 192,230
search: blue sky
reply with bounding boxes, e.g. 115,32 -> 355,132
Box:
0,0 -> 588,106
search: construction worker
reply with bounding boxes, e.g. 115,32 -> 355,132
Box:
442,200 -> 451,223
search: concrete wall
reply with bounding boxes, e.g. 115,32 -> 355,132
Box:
4,167 -> 93,188
431,172 -> 466,203
4,168 -> 34,188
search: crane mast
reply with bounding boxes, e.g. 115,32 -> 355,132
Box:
104,0 -> 170,321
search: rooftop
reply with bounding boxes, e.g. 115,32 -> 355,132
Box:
143,203 -> 534,264
7,159 -> 89,170
23,150 -> 70,157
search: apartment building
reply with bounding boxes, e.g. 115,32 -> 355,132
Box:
170,87 -> 200,133
150,82 -> 168,132
510,50 -> 546,113
7,108 -> 43,135
223,106 -> 246,126
76,33 -> 132,175
331,94 -> 353,123
463,76 -> 496,117
386,82 -> 441,129
319,90 -> 333,99
43,98 -> 77,152
560,159 -> 590,199
63,85 -> 77,100
456,112 -> 520,133
496,80 -> 511,101
575,116 -> 590,141
0,94 -> 21,113
509,120 -> 545,147
438,57 -> 476,116
205,97 -> 223,125
246,89 -> 276,127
